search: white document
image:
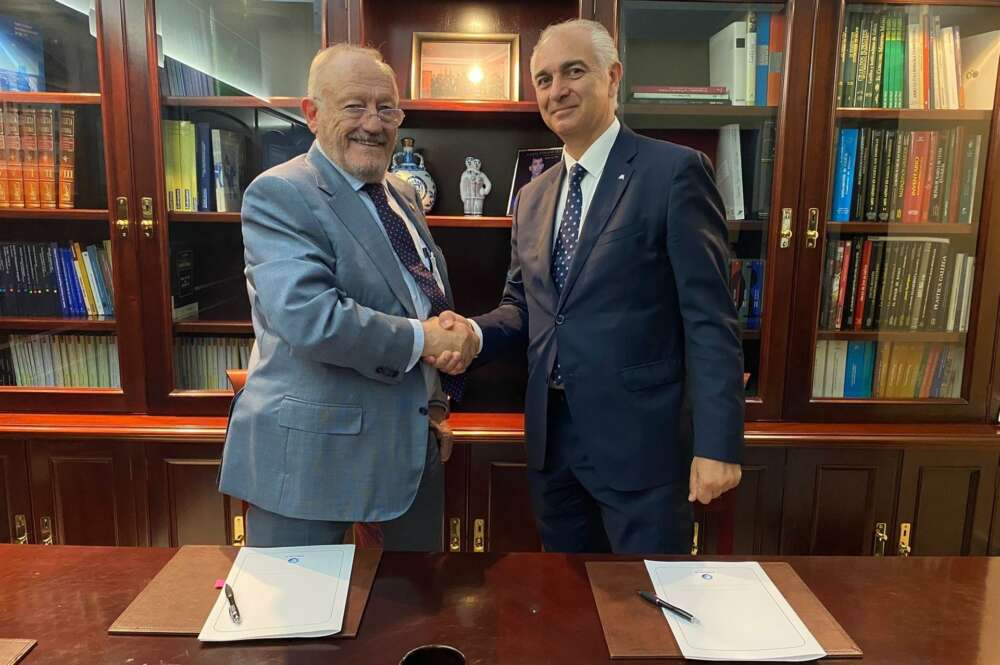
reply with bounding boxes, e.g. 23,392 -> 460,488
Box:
644,561 -> 826,662
198,544 -> 355,642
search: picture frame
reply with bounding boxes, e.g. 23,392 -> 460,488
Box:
411,31 -> 520,102
507,147 -> 563,215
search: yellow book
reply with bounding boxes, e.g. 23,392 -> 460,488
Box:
179,121 -> 197,212
162,120 -> 176,211
71,242 -> 97,317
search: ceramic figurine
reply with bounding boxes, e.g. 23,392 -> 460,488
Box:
459,156 -> 492,216
389,137 -> 436,212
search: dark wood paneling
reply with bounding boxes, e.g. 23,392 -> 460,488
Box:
145,443 -> 240,546
443,442 -> 469,552
781,448 -> 900,555
468,442 -> 540,552
0,442 -> 31,544
27,440 -> 139,546
991,465 -> 1000,555
733,447 -> 786,554
897,449 -> 999,555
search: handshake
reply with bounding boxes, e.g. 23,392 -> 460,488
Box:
421,311 -> 477,375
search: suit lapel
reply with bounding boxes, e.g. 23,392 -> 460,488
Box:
533,161 -> 563,307
386,176 -> 455,308
557,129 -> 637,310
307,143 -> 419,318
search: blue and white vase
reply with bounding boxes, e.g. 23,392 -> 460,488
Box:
389,137 -> 436,213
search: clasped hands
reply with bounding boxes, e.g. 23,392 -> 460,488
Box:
421,310 -> 477,375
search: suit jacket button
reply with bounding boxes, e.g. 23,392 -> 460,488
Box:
376,367 -> 386,375
555,314 -> 565,325
419,407 -> 429,416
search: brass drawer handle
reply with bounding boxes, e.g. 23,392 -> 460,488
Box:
40,516 -> 54,546
14,514 -> 28,544
449,518 -> 461,552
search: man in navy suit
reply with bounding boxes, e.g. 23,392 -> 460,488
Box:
431,19 -> 744,554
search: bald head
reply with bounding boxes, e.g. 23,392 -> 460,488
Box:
307,44 -> 397,100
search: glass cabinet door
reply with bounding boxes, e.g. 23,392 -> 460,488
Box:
0,0 -> 143,412
616,0 -> 811,419
788,1 -> 1000,420
125,0 -> 323,412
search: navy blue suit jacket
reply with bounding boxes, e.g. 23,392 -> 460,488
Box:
474,126 -> 744,491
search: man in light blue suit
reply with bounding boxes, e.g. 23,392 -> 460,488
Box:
219,44 -> 478,548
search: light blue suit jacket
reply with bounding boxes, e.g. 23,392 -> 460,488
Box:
219,141 -> 452,521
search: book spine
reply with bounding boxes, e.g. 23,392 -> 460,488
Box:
36,108 -> 56,208
0,108 -> 6,207
18,107 -> 39,208
58,109 -> 76,209
5,105 -> 24,208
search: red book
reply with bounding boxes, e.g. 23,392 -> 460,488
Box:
918,130 -> 938,222
903,131 -> 929,222
835,239 -> 853,330
853,239 -> 873,330
767,13 -> 786,107
918,344 -> 942,398
921,13 -> 931,109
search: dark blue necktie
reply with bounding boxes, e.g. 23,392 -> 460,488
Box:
550,164 -> 587,386
362,182 -> 464,402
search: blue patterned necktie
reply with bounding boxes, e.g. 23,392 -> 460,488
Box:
362,182 -> 464,402
550,163 -> 587,386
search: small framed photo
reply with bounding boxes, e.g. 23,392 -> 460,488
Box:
507,147 -> 563,215
411,32 -> 520,102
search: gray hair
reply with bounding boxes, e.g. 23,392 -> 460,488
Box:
533,19 -> 621,72
306,43 -> 395,99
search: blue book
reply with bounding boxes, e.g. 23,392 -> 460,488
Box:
61,246 -> 84,317
195,122 -> 215,211
85,245 -> 112,317
747,260 -> 765,330
831,128 -> 859,221
755,13 -> 771,107
930,345 -> 948,398
843,341 -> 868,397
0,15 -> 44,92
860,341 -> 876,397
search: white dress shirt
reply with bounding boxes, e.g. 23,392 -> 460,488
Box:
316,144 -> 442,397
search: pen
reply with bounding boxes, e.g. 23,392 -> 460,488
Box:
636,589 -> 696,623
224,583 -> 241,624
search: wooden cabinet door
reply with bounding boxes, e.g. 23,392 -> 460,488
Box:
443,442 -> 469,553
896,449 -> 998,556
0,442 -> 31,544
781,448 -> 900,555
27,440 -> 140,546
145,443 -> 245,547
468,442 -> 541,553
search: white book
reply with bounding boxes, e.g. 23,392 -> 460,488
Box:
85,335 -> 99,387
812,340 -> 829,397
710,21 -> 748,106
907,9 -> 924,108
959,256 -> 974,332
941,27 -> 958,110
716,124 -> 745,220
826,341 -> 849,398
946,252 -> 964,331
82,249 -> 105,317
932,16 -> 944,109
52,336 -> 67,387
960,29 -> 1000,110
110,338 -> 120,388
97,335 -> 111,388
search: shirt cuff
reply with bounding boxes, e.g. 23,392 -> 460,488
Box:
468,319 -> 484,356
407,319 -> 424,372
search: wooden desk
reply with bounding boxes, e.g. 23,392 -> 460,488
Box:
0,545 -> 997,664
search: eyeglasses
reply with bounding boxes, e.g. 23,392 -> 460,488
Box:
341,105 -> 406,127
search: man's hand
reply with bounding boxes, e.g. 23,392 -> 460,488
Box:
688,456 -> 742,505
423,311 -> 477,375
428,417 -> 454,463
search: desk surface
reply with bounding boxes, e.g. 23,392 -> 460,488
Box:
0,545 -> 997,664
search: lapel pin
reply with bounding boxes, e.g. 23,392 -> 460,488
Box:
618,174 -> 625,180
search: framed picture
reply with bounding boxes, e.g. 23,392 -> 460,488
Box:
507,147 -> 563,215
411,32 -> 519,101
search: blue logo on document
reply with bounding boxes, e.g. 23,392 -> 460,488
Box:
286,556 -> 302,565
702,573 -> 713,580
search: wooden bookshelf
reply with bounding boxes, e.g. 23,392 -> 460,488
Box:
817,330 -> 967,343
163,96 -> 301,108
400,100 -> 538,113
836,108 -> 993,121
169,212 -> 240,223
0,209 -> 108,221
427,216 -> 512,228
624,103 -> 777,118
827,222 -> 979,236
0,317 -> 117,332
174,321 -> 253,335
0,92 -> 101,105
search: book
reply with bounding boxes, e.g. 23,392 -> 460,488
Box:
18,106 -> 38,208
57,109 -> 76,209
211,128 -> 245,212
709,21 -> 748,106
831,128 -> 858,221
716,124 -> 744,220
5,103 -> 23,207
0,107 -> 6,207
170,244 -> 199,322
0,15 -> 44,92
36,108 -> 55,207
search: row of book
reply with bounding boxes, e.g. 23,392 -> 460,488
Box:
173,336 -> 253,391
715,121 -> 776,221
832,127 -> 983,223
0,333 -> 120,387
838,7 -> 998,110
0,105 -> 76,209
159,56 -> 244,98
813,340 -> 963,399
0,241 -> 115,318
162,119 -> 244,212
820,236 -> 973,333
730,259 -> 764,330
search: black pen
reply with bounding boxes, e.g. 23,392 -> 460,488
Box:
636,589 -> 697,623
224,583 -> 241,624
